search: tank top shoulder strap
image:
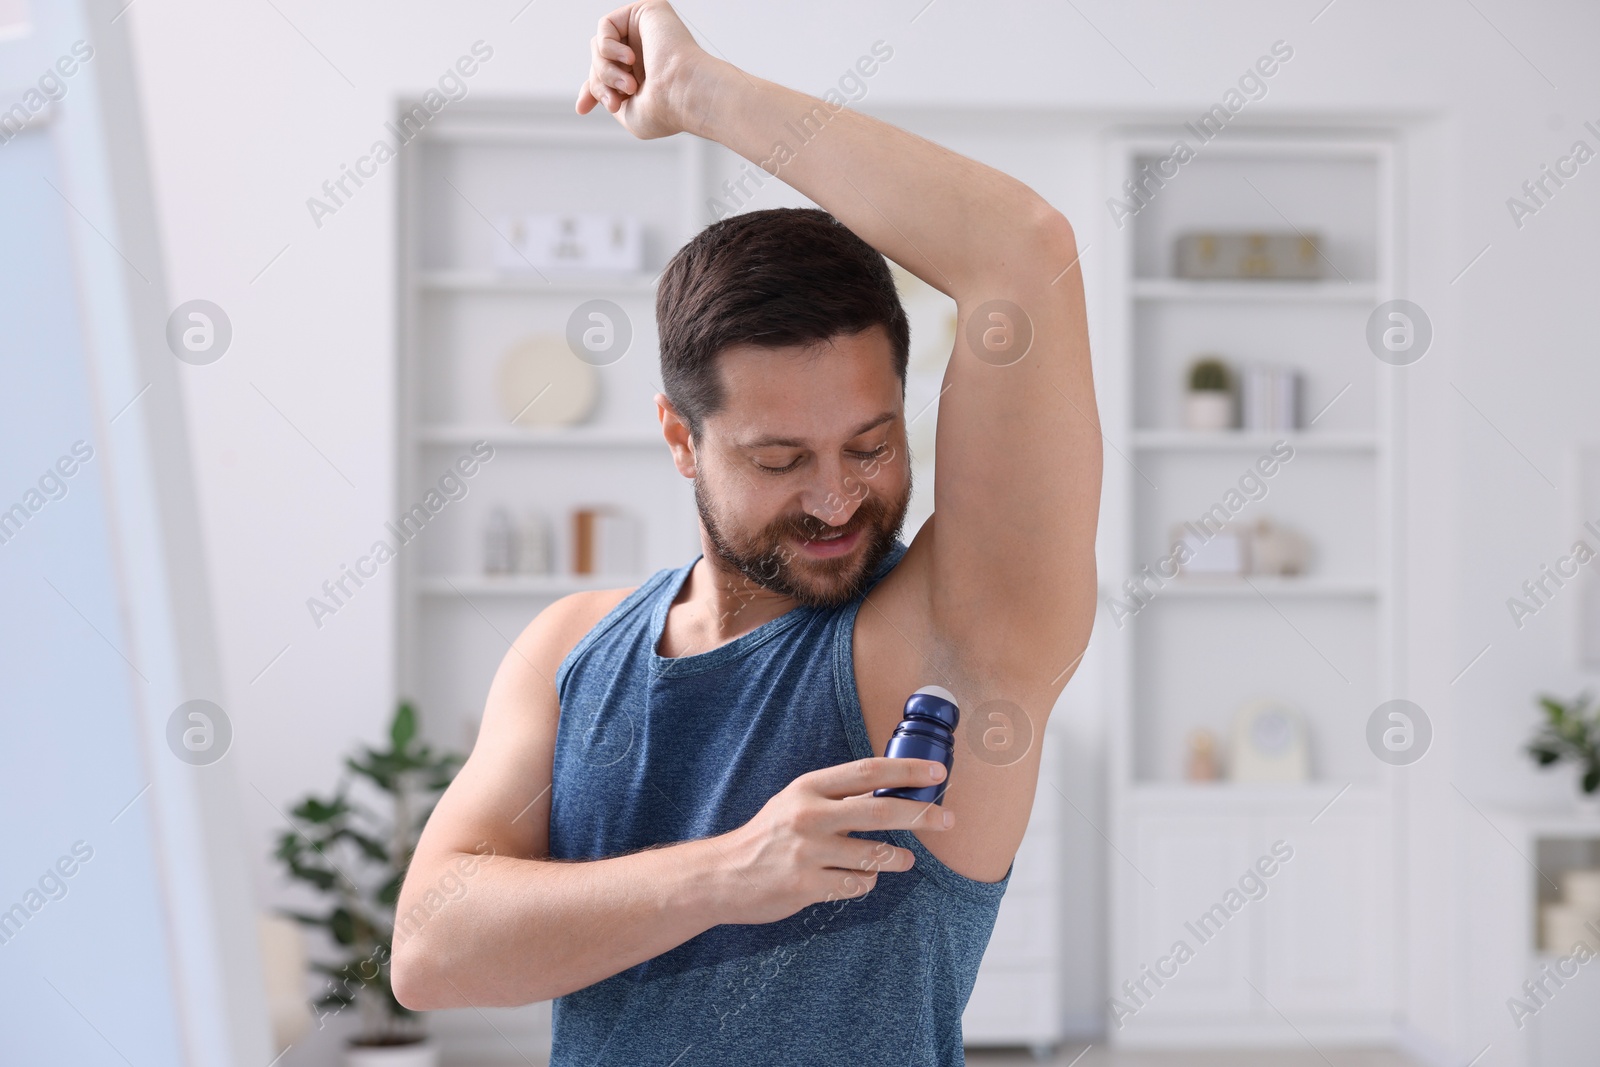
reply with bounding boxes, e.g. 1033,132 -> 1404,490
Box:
554,563 -> 688,698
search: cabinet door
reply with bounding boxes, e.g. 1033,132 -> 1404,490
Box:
1253,808 -> 1392,1019
1118,816 -> 1255,1025
964,965 -> 1062,1045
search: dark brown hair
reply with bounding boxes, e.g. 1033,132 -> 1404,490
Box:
655,207 -> 910,441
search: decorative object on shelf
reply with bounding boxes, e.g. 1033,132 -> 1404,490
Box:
573,505 -> 642,575
515,510 -> 551,576
1184,356 -> 1234,431
493,212 -> 643,274
495,333 -> 598,428
483,506 -> 517,575
1567,868 -> 1600,909
1247,517 -> 1312,576
1540,869 -> 1600,953
269,702 -> 464,1067
1524,690 -> 1600,807
1174,230 -> 1323,280
258,913 -> 311,1054
1229,700 -> 1309,783
1171,521 -> 1248,577
1169,516 -> 1312,581
1185,727 -> 1222,781
1239,364 -> 1303,430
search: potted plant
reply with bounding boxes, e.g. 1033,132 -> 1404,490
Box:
1184,355 -> 1234,431
274,701 -> 465,1065
1525,691 -> 1600,810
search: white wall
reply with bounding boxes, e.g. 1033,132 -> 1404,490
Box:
120,1 -> 1600,1061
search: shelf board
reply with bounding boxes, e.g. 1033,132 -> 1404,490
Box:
1131,430 -> 1378,451
417,573 -> 648,598
1123,780 -> 1384,812
1131,278 -> 1381,302
1149,577 -> 1380,599
414,425 -> 664,448
416,270 -> 658,295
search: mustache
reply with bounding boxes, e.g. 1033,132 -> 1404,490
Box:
775,496 -> 885,541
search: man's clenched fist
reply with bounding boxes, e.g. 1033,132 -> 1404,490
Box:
575,0 -> 715,141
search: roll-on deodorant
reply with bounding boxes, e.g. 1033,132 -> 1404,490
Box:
873,685 -> 959,806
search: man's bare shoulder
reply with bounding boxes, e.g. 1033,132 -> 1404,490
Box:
526,585 -> 639,667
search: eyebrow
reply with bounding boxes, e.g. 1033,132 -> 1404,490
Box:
741,410 -> 897,450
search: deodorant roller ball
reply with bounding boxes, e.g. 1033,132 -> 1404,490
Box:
873,685 -> 960,806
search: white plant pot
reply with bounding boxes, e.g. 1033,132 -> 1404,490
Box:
1184,390 -> 1233,431
345,1038 -> 439,1067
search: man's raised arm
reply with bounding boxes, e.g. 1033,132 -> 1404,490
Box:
578,2 -> 1101,690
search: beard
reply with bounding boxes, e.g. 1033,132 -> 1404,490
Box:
693,467 -> 912,610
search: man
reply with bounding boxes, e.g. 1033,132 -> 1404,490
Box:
391,3 -> 1099,1063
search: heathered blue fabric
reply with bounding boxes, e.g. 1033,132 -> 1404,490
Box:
547,539 -> 1012,1066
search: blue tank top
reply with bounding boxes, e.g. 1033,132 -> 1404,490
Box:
548,539 -> 1012,1066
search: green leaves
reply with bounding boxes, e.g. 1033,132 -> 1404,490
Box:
267,701 -> 465,1037
392,701 -> 418,751
1525,691 -> 1600,795
292,795 -> 351,824
344,701 -> 463,795
280,906 -> 358,946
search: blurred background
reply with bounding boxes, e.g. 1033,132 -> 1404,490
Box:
3,1 -> 1599,1064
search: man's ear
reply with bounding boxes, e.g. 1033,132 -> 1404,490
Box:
655,393 -> 697,478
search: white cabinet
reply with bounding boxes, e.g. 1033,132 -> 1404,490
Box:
1124,814 -> 1255,1022
1255,807 -> 1393,1020
1111,788 -> 1393,1045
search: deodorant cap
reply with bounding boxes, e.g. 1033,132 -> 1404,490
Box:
906,685 -> 960,730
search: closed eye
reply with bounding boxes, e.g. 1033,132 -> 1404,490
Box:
753,448 -> 886,475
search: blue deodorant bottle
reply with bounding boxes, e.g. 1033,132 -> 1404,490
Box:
872,685 -> 960,806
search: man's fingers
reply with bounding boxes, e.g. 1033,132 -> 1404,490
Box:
584,72 -> 620,112
597,36 -> 635,66
595,7 -> 630,45
594,62 -> 635,94
823,839 -> 914,874
590,34 -> 635,91
804,756 -> 946,800
831,792 -> 953,833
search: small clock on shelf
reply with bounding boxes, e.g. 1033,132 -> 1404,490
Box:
1229,700 -> 1309,783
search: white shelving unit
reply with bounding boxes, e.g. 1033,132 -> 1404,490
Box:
1101,133 -> 1403,1045
396,102 -> 706,761
1466,808 -> 1600,1067
395,104 -> 706,1054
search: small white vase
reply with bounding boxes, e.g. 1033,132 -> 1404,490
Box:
345,1038 -> 439,1067
1184,390 -> 1233,431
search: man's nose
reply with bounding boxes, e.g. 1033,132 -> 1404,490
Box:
801,456 -> 864,528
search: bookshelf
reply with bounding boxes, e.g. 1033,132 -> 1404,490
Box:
1101,132 -> 1403,1044
395,103 -> 706,1055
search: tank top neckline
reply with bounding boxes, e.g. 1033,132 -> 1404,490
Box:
646,542 -> 907,679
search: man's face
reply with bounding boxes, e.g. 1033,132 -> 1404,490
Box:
687,326 -> 912,609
